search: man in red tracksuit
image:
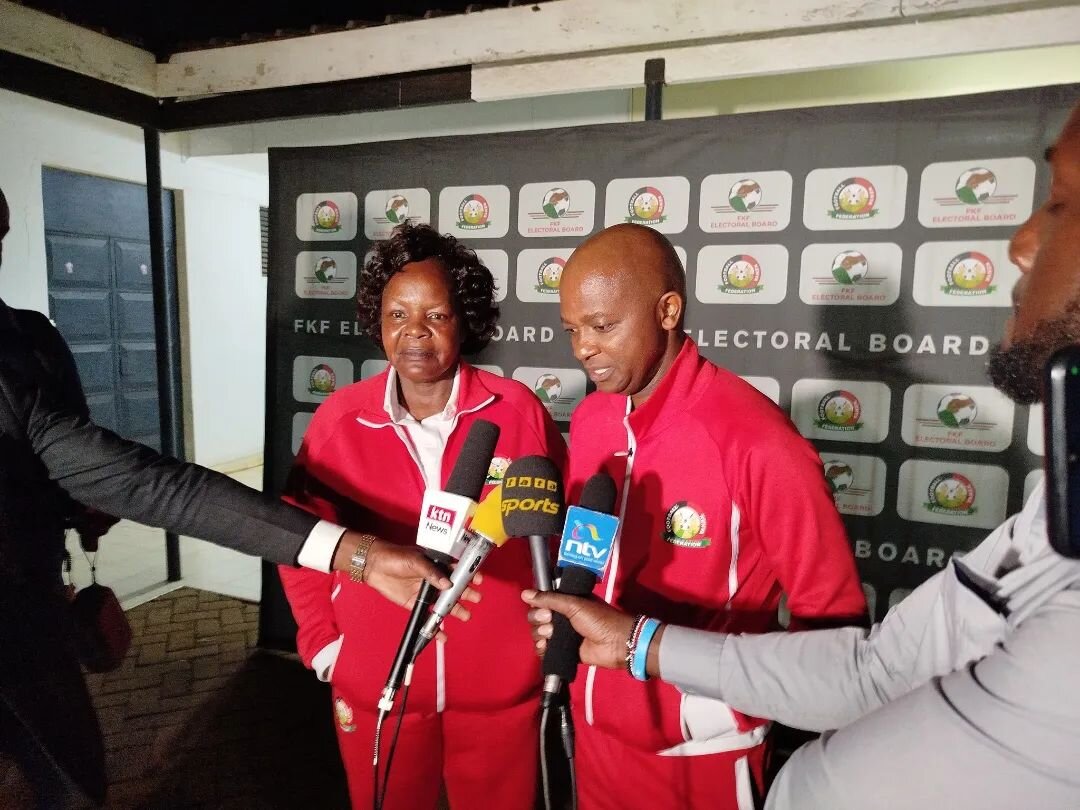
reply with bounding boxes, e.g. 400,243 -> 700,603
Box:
548,224 -> 867,809
280,226 -> 567,809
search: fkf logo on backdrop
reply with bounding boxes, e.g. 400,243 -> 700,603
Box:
536,257 -> 565,295
518,181 -> 596,237
939,168 -> 1018,208
295,192 -> 358,242
605,177 -> 690,233
512,367 -> 587,421
822,454 -> 887,517
382,195 -> 411,225
309,364 -> 336,396
458,194 -> 491,230
803,166 -> 907,231
312,200 -> 342,233
943,251 -> 996,296
720,254 -> 763,294
902,384 -> 1015,453
792,379 -> 891,444
798,243 -> 901,307
626,186 -> 666,224
897,459 -> 1008,530
699,171 -> 793,232
365,189 -> 431,240
292,356 -> 353,405
294,252 -> 357,299
816,390 -> 863,432
912,241 -> 1017,307
924,473 -> 978,517
830,178 -> 878,221
918,158 -> 1035,228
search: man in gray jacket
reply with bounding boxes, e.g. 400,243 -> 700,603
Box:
524,102 -> 1080,809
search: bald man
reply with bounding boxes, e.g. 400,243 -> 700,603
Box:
547,224 -> 866,809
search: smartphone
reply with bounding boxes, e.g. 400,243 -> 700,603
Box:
1045,345 -> 1080,558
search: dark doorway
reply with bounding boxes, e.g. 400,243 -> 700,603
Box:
42,167 -> 177,450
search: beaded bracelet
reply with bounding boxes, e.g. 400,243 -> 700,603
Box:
624,614 -> 648,677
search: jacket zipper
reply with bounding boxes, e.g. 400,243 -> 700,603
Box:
585,400 -> 636,725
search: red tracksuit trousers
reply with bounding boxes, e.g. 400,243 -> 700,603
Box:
331,689 -> 539,809
575,720 -> 767,810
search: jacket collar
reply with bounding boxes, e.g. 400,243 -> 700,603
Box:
358,361 -> 495,425
625,336 -> 709,438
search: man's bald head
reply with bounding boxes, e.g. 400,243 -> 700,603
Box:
563,223 -> 686,313
559,224 -> 688,406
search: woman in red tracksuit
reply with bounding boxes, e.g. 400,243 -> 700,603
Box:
280,222 -> 566,809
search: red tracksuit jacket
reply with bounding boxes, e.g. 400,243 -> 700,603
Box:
280,363 -> 567,714
568,338 -> 866,755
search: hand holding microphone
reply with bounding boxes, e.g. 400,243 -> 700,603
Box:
522,473 -> 620,698
412,456 -> 566,656
523,590 -> 646,672
379,419 -> 500,713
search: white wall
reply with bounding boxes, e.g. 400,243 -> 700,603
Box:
0,88 -> 269,468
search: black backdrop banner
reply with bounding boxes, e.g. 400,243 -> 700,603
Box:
259,83 -> 1080,648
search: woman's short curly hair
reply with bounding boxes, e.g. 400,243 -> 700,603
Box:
358,221 -> 500,355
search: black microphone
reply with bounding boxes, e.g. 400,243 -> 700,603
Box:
378,419 -> 500,714
542,473 -> 619,706
500,455 -> 565,591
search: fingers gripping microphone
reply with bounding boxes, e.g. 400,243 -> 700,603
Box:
379,419 -> 500,713
413,484 -> 510,657
542,473 -> 619,705
500,456 -> 566,592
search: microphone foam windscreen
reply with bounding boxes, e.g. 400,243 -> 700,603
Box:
500,456 -> 565,538
445,420 -> 501,500
579,473 -> 617,515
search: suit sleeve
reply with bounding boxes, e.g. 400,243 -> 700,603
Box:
745,433 -> 867,627
9,371 -> 317,566
277,404 -> 346,669
762,591 -> 1080,809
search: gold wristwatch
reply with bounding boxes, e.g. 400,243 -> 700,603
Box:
348,534 -> 377,583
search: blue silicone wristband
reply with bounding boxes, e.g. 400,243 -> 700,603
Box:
632,618 -> 661,682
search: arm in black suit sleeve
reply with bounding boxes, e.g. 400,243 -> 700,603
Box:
6,371 -> 319,566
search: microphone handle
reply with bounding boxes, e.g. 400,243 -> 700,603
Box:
529,535 -> 553,592
542,566 -> 599,701
381,555 -> 449,699
414,532 -> 495,657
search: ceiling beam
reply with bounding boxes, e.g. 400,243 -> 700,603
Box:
155,0 -> 1057,99
0,0 -> 157,96
0,48 -> 159,127
473,5 -> 1080,101
157,67 -> 471,131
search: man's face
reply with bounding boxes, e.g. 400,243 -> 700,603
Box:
988,109 -> 1080,403
559,265 -> 669,400
0,192 -> 9,268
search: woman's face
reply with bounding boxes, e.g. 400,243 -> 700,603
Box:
380,258 -> 462,385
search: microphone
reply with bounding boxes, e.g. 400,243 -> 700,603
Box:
378,419 -> 500,713
500,456 -> 566,591
413,484 -> 510,657
542,473 -> 619,705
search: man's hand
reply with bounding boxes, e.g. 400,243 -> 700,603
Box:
73,507 -> 120,552
333,531 -> 481,625
522,589 -> 637,671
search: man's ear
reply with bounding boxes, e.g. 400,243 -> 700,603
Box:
658,291 -> 684,331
